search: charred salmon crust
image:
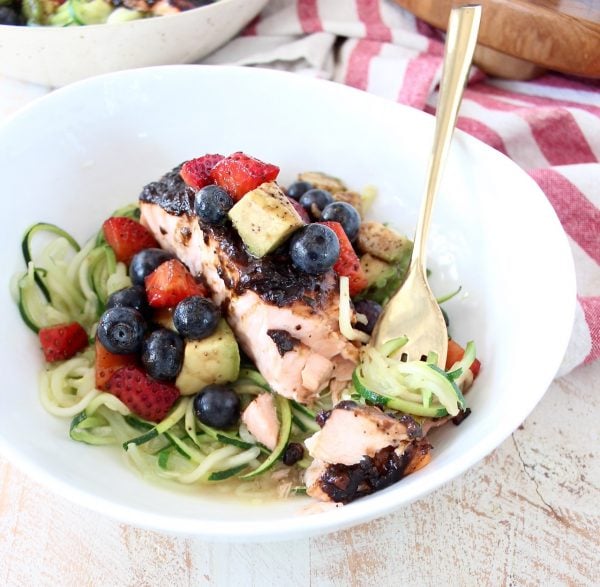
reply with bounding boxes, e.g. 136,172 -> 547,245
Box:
139,166 -> 195,217
267,330 -> 300,356
313,440 -> 431,504
304,402 -> 430,502
202,223 -> 337,308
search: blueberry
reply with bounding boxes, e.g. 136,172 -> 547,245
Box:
194,185 -> 234,225
298,188 -> 333,219
106,286 -> 149,316
193,384 -> 241,429
353,299 -> 383,334
141,328 -> 184,381
173,295 -> 220,340
290,224 -> 340,275
0,6 -> 24,25
129,248 -> 174,286
321,201 -> 361,241
282,442 -> 304,466
97,307 -> 146,354
286,181 -> 313,201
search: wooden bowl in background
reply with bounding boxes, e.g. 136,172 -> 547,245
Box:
394,0 -> 600,80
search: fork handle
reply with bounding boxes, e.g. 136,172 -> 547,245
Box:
410,4 -> 482,273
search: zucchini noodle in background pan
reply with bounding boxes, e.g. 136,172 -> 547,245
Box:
12,150 -> 480,505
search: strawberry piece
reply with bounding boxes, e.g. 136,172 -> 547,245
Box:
288,196 -> 310,224
106,366 -> 179,422
95,338 -> 137,391
144,259 -> 207,309
180,153 -> 224,190
320,221 -> 368,296
102,217 -> 159,265
210,151 -> 279,200
446,339 -> 481,377
39,322 -> 89,363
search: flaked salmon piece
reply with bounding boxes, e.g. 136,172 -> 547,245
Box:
305,440 -> 432,504
304,459 -> 331,502
304,401 -> 430,503
242,393 -> 279,450
304,401 -> 418,466
304,372 -> 474,502
138,168 -> 358,403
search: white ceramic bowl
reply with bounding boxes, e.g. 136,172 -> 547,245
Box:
0,65 -> 576,541
0,0 -> 267,87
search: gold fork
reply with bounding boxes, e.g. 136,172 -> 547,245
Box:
370,4 -> 482,367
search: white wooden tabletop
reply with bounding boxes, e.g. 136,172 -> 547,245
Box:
1,79 -> 598,587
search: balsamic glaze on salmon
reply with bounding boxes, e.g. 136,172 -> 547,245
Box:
140,166 -> 195,216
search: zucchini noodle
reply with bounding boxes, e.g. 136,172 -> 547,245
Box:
238,423 -> 258,444
86,392 -> 131,417
17,263 -> 72,329
338,276 -> 370,343
177,446 -> 243,483
220,446 -> 262,471
356,342 -> 472,417
17,223 -> 132,333
184,397 -> 204,448
40,351 -> 99,417
99,409 -> 137,442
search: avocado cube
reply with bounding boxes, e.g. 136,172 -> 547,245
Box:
360,253 -> 398,288
356,221 -> 412,263
297,171 -> 347,194
228,182 -> 305,258
175,319 -> 240,395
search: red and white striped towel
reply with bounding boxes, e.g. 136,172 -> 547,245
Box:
204,0 -> 600,376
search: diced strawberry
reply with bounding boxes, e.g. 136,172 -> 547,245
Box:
106,366 -> 179,422
180,153 -> 224,190
39,322 -> 89,363
95,338 -> 137,391
288,196 -> 310,224
102,217 -> 159,265
445,339 -> 481,377
144,259 -> 207,309
320,221 -> 368,296
210,151 -> 279,200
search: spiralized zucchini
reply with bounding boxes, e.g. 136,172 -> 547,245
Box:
353,338 -> 474,417
15,222 -> 131,334
46,353 -> 309,488
16,215 -> 315,490
338,276 -> 369,343
40,349 -> 99,417
15,201 -> 476,499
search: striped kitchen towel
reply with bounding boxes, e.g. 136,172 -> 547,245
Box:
205,0 -> 600,376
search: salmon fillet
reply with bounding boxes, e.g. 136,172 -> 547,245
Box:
138,167 -> 359,404
303,370 -> 475,502
242,393 -> 279,450
304,401 -> 430,503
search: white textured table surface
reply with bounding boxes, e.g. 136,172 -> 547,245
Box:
1,79 -> 598,587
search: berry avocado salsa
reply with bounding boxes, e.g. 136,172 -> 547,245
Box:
12,151 -> 480,504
